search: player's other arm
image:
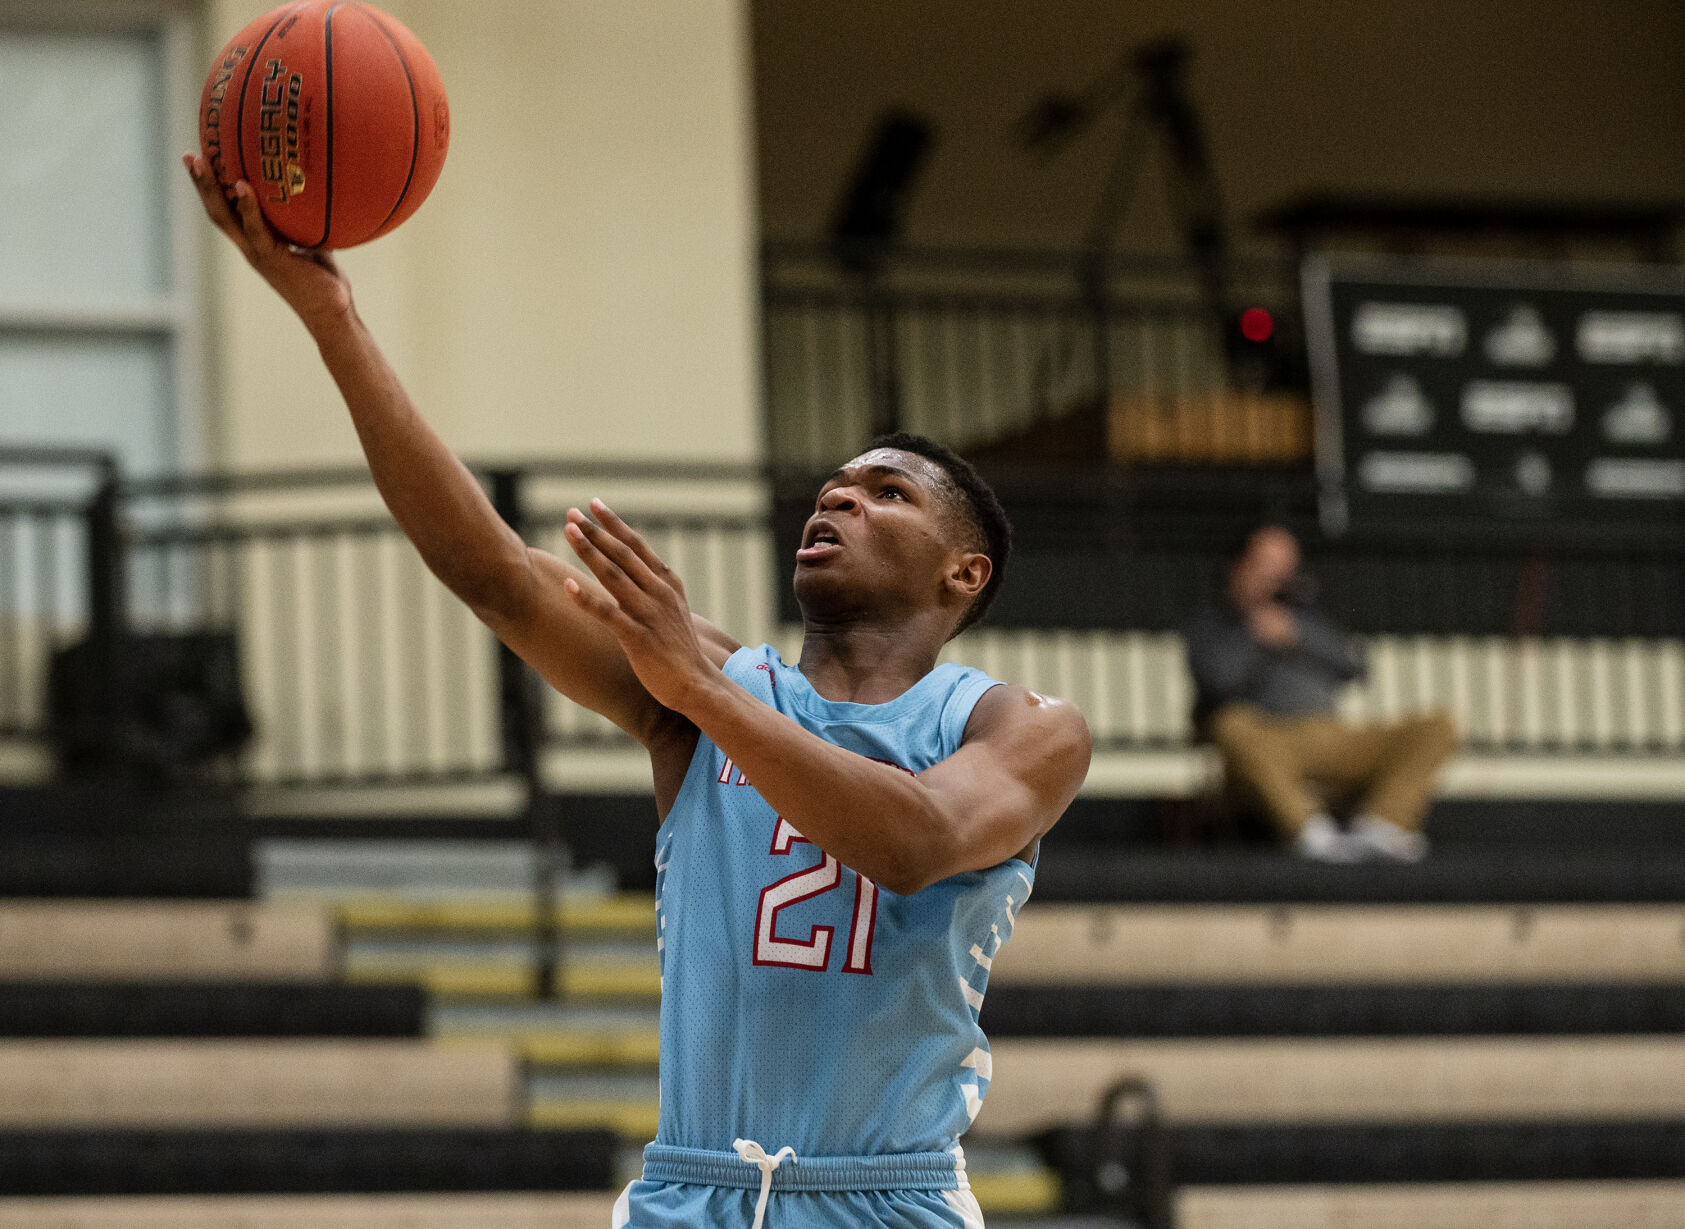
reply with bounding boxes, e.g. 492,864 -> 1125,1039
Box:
183,158 -> 738,744
690,678 -> 1090,894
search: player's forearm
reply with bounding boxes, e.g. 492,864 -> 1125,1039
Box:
680,674 -> 952,894
307,307 -> 530,608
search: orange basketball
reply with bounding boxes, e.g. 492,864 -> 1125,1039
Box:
199,0 -> 449,249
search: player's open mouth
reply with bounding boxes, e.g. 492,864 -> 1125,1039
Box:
797,522 -> 843,563
796,537 -> 842,563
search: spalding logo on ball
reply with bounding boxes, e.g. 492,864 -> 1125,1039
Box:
200,0 -> 449,249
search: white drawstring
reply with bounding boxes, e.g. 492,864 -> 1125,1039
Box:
732,1138 -> 797,1229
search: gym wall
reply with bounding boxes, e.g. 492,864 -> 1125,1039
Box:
206,0 -> 762,471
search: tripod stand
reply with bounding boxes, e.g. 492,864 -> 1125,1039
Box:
1020,36 -> 1237,394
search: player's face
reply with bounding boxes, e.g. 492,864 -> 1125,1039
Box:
793,448 -> 975,624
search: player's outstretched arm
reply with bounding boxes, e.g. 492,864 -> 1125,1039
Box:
183,157 -> 738,748
564,501 -> 1091,892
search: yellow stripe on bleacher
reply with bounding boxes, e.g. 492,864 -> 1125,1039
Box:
527,1098 -> 660,1138
343,961 -> 661,1000
968,1168 -> 1061,1215
337,894 -> 655,934
520,1032 -> 662,1068
345,964 -> 537,998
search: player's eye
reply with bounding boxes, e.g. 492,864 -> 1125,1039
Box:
879,484 -> 906,500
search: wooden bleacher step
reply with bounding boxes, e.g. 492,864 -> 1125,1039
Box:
0,902 -> 334,981
0,1041 -> 519,1128
1040,1117 -> 1685,1190
978,1036 -> 1685,1135
0,1193 -> 617,1228
1177,1180 -> 1685,1229
1001,903 -> 1685,983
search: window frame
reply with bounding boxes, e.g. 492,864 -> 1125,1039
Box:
0,0 -> 209,477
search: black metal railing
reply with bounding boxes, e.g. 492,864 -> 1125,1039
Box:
760,242 -> 1301,470
102,460 -> 773,788
6,452 -> 1685,782
0,448 -> 122,748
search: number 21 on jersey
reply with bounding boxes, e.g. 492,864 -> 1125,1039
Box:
752,816 -> 877,974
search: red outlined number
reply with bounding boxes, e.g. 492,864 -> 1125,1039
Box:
753,816 -> 878,974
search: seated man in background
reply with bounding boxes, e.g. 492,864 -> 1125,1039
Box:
1183,525 -> 1458,862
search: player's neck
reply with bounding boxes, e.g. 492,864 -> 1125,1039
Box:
796,620 -> 945,705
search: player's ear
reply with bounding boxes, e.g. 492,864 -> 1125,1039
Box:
946,550 -> 991,604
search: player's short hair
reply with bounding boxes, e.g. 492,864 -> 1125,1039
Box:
866,431 -> 1012,635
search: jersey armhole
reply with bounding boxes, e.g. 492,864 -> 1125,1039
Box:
941,674 -> 1006,749
656,724 -> 728,844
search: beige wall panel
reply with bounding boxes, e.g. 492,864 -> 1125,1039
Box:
0,1194 -> 616,1229
978,1036 -> 1685,1134
0,902 -> 334,981
1179,1181 -> 1685,1229
998,904 -> 1685,985
208,0 -> 759,471
0,1040 -> 516,1127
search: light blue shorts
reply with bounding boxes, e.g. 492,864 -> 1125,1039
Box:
612,1143 -> 986,1229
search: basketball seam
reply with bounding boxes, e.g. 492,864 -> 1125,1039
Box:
233,6 -> 295,195
365,9 -> 421,239
318,4 -> 339,248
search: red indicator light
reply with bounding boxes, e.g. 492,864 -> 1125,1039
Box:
1240,307 -> 1274,343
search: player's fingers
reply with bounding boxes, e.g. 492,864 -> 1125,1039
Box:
561,575 -> 633,633
182,154 -> 254,256
564,518 -> 650,608
589,499 -> 677,584
231,181 -> 278,255
569,507 -> 662,592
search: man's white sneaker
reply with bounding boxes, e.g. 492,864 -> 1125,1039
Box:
1349,814 -> 1428,863
1292,814 -> 1362,863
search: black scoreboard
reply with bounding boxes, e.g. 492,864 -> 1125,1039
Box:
1303,255 -> 1685,536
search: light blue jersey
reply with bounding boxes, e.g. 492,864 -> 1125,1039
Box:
621,644 -> 1032,1228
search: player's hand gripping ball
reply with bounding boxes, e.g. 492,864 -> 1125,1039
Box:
199,0 -> 449,249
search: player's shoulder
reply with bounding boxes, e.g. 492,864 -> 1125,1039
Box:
963,681 -> 1091,751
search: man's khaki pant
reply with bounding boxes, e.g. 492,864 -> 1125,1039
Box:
1206,704 -> 1459,836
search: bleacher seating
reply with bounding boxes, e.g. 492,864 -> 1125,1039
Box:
0,787 -> 252,898
0,1129 -> 616,1197
1000,902 -> 1685,983
0,1040 -> 519,1128
4,779 -> 1685,1226
0,902 -> 334,981
966,788 -> 1685,1222
980,1036 -> 1685,1132
0,1194 -> 617,1229
1175,1182 -> 1685,1229
0,982 -> 424,1037
0,836 -> 252,898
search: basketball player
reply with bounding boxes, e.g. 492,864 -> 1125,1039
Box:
186,157 -> 1091,1229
